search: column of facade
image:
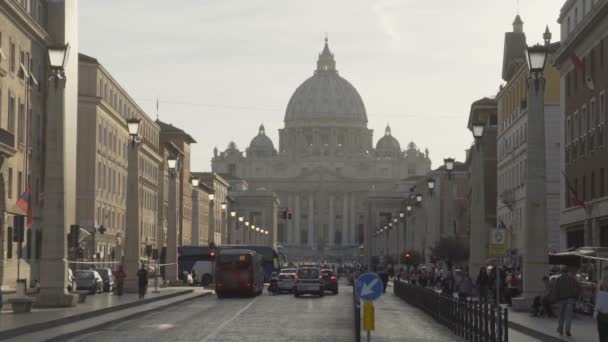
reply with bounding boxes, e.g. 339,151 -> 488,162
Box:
350,193 -> 356,245
328,194 -> 335,246
294,194 -> 301,245
342,194 -> 348,245
308,193 -> 314,247
287,194 -> 293,244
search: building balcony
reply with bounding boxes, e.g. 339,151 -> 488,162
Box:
0,128 -> 17,158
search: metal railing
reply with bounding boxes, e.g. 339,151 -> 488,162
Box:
394,280 -> 509,342
353,283 -> 361,342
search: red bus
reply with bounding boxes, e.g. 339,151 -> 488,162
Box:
215,249 -> 264,298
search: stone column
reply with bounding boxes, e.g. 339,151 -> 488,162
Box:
123,141 -> 142,293
295,194 -> 301,245
350,193 -> 356,245
165,172 -> 179,283
469,143 -> 488,274
308,194 -> 314,247
36,0 -> 78,307
328,194 -> 335,246
287,194 -> 293,244
513,76 -> 548,309
191,189 -> 199,246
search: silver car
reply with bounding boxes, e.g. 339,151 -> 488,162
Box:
294,267 -> 323,297
277,273 -> 296,293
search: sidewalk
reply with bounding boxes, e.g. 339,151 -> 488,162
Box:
507,306 -> 596,342
368,288 -> 465,341
389,279 -> 595,342
0,286 -> 209,341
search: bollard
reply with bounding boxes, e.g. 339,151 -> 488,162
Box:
503,307 -> 509,342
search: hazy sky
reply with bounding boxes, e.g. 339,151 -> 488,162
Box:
79,0 -> 563,171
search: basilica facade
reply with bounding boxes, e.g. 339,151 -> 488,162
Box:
212,39 -> 431,258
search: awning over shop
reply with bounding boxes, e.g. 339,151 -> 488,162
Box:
549,246 -> 608,265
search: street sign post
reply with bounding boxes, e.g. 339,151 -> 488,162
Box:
355,273 -> 383,341
355,273 -> 384,301
363,300 -> 374,342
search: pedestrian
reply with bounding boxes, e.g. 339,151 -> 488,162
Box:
191,269 -> 197,286
456,270 -> 473,301
506,270 -> 518,305
476,266 -> 489,303
532,276 -> 554,317
551,266 -> 581,337
595,277 -> 608,342
378,269 -> 389,293
114,265 -> 126,296
137,264 -> 149,299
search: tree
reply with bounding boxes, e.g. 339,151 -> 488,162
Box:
430,237 -> 469,264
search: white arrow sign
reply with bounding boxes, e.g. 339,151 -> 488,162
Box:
361,278 -> 378,296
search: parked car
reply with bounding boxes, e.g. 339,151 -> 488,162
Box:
320,269 -> 338,294
278,272 -> 296,293
294,267 -> 323,297
96,268 -> 116,292
75,270 -> 103,294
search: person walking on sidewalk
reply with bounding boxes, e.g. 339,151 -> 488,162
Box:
114,265 -> 126,296
595,278 -> 608,342
476,266 -> 489,303
552,266 -> 581,337
137,264 -> 149,299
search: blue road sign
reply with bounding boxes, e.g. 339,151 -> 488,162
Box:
355,272 -> 384,301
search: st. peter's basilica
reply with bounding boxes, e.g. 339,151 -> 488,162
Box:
212,39 -> 431,258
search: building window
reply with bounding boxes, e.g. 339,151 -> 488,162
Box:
8,94 -> 15,133
7,227 -> 13,259
601,39 -> 605,69
17,171 -> 22,195
9,42 -> 16,74
592,172 -> 596,199
18,99 -> 24,144
8,168 -> 13,199
583,175 -> 587,201
601,168 -> 606,197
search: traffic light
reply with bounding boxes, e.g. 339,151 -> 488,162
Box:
405,251 -> 411,259
210,250 -> 216,260
281,209 -> 288,220
287,210 -> 293,220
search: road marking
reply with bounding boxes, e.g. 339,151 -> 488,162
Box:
199,296 -> 259,342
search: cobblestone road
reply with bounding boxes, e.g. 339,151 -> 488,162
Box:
64,285 -> 471,342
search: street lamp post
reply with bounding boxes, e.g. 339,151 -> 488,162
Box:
208,193 -> 215,244
191,177 -> 200,246
513,42 -> 549,308
165,155 -> 180,284
469,120 -> 489,277
123,118 -> 143,292
37,41 -> 78,306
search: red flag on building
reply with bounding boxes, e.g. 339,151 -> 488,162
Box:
561,171 -> 585,209
16,186 -> 33,226
569,52 -> 585,71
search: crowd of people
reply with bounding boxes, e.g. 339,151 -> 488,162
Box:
393,262 -> 608,340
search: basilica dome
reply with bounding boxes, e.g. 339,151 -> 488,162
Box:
375,125 -> 401,156
284,39 -> 367,129
249,124 -> 274,150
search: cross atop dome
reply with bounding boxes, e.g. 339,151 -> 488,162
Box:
259,123 -> 266,135
385,124 -> 392,136
316,36 -> 336,73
